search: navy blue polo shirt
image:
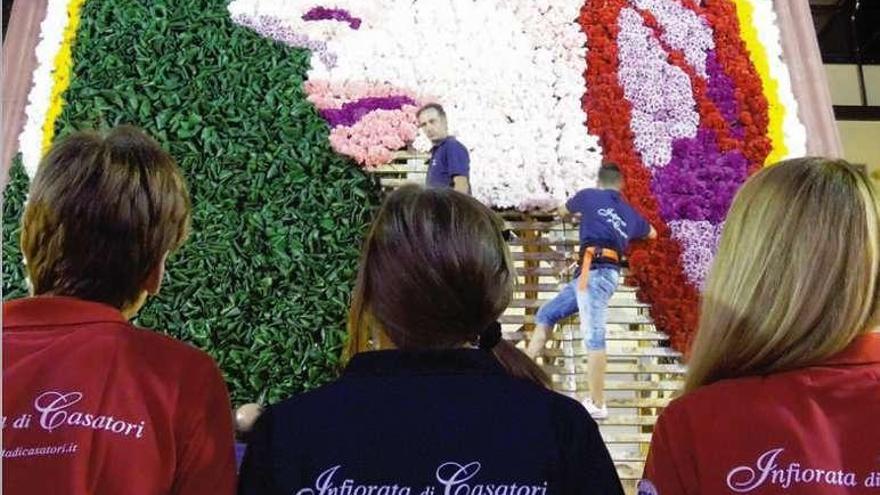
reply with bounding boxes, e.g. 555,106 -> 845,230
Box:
566,189 -> 650,266
238,349 -> 624,495
426,137 -> 470,189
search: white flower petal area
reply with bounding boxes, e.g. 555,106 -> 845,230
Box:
19,0 -> 72,178
228,0 -> 602,209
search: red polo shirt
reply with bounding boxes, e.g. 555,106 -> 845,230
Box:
2,297 -> 236,495
643,332 -> 880,494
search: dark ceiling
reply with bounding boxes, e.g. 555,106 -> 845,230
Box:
811,0 -> 880,64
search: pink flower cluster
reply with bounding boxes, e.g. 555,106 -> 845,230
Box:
304,80 -> 421,109
327,107 -> 420,167
307,80 -> 423,167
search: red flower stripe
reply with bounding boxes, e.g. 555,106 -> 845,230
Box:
682,0 -> 771,173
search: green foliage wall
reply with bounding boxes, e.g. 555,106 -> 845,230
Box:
2,0 -> 380,404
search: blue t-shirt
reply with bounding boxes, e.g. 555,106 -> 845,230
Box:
426,137 -> 470,189
566,189 -> 650,265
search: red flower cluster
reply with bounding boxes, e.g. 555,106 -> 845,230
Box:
685,0 -> 772,174
578,0 -> 771,351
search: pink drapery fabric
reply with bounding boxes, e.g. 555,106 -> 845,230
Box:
774,0 -> 844,158
1,0 -> 48,189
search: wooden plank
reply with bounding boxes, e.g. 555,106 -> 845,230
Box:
500,313 -> 655,325
510,251 -> 570,262
542,346 -> 682,359
508,299 -> 649,310
508,238 -> 580,247
542,363 -> 685,376
554,379 -> 683,391
600,433 -> 653,444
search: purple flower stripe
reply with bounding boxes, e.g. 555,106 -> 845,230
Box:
302,6 -> 362,30
232,14 -> 338,69
319,95 -> 416,128
652,128 -> 748,224
705,50 -> 745,139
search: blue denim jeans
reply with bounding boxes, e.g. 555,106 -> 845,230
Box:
534,267 -> 620,350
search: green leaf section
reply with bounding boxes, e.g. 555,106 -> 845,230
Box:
2,0 -> 380,403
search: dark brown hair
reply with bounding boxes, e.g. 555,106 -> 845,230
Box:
598,163 -> 622,188
416,103 -> 446,119
345,185 -> 550,387
20,125 -> 191,309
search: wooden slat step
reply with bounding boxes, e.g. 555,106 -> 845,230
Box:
550,330 -> 666,341
596,415 -> 659,426
542,346 -> 682,359
554,379 -> 683,392
605,397 -> 674,408
542,362 -> 685,376
614,462 -> 646,481
553,380 -> 683,393
511,252 -> 569,262
515,267 -> 566,277
508,294 -> 651,310
600,432 -> 653,444
506,221 -> 575,230
612,452 -> 647,463
513,283 -> 638,293
507,330 -> 666,344
508,238 -> 580,247
508,299 -> 650,310
379,178 -> 425,188
500,314 -> 655,325
371,164 -> 428,173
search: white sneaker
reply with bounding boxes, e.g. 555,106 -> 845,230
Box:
582,398 -> 608,420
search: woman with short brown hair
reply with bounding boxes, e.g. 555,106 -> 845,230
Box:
4,126 -> 236,495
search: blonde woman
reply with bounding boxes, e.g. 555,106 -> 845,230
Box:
642,157 -> 880,495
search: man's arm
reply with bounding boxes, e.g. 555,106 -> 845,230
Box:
647,226 -> 658,239
453,175 -> 470,194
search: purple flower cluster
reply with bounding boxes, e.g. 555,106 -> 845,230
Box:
706,50 -> 745,139
231,14 -> 337,68
319,95 -> 416,128
652,129 -> 748,224
302,6 -> 362,30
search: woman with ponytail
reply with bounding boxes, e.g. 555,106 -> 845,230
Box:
239,185 -> 623,494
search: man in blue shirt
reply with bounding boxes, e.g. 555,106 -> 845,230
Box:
417,103 -> 470,194
526,164 -> 656,419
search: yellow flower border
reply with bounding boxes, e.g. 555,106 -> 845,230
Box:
40,0 -> 86,155
733,0 -> 788,166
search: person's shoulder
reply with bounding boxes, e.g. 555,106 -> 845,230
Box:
446,137 -> 468,151
128,325 -> 221,374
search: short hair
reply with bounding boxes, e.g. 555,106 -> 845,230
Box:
416,103 -> 446,119
598,164 -> 623,187
21,126 -> 191,309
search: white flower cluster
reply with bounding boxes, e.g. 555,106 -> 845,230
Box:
229,0 -> 603,209
617,7 -> 699,169
18,0 -> 72,178
632,0 -> 715,77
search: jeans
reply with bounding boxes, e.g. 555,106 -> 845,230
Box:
534,267 -> 620,351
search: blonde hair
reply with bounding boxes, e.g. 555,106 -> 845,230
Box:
684,157 -> 880,393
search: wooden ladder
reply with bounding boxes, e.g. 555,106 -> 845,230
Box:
369,154 -> 685,493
